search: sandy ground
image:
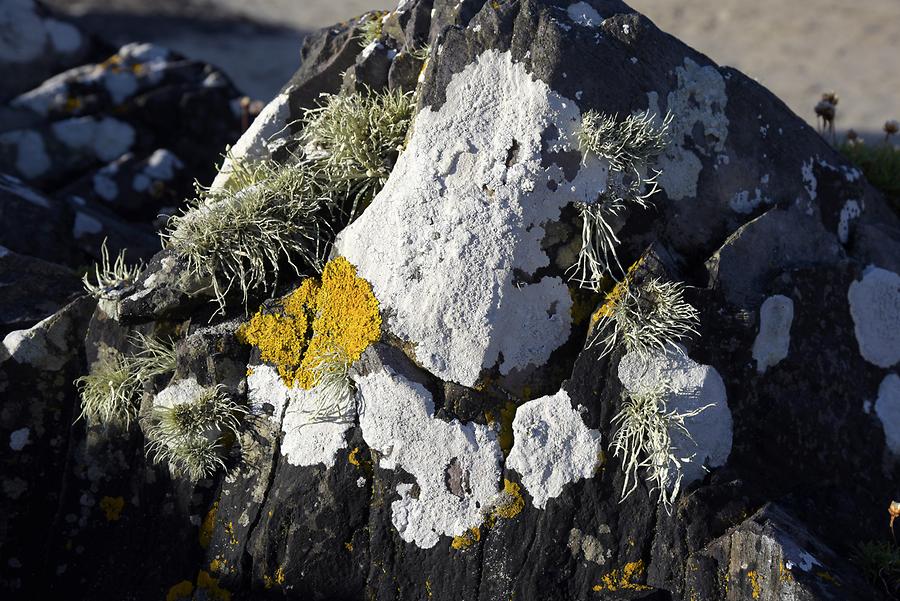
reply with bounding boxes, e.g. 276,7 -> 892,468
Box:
45,0 -> 898,135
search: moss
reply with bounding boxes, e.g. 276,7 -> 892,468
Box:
199,501 -> 218,549
238,256 -> 381,389
99,496 -> 124,521
166,581 -> 194,601
593,560 -> 652,592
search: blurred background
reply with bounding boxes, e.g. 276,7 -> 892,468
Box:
43,0 -> 900,134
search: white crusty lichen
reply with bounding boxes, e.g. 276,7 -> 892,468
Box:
752,294 -> 794,374
875,373 -> 900,455
336,49 -> 611,386
506,389 -> 603,509
651,58 -> 729,201
246,364 -> 353,469
616,345 -> 732,507
355,364 -> 503,549
847,266 -> 900,368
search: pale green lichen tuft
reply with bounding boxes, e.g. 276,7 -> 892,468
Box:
573,110 -> 673,287
611,379 -> 712,510
164,88 -> 413,315
147,384 -> 246,481
163,158 -> 332,314
82,238 -> 143,300
590,276 -> 699,359
356,12 -> 388,47
302,87 -> 415,219
75,334 -> 177,429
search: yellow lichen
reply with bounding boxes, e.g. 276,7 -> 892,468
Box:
816,571 -> 841,586
64,96 -> 82,112
451,527 -> 481,549
779,561 -> 793,583
491,479 -> 525,521
593,561 -> 652,592
225,521 -> 238,546
166,580 -> 194,601
209,557 -> 229,574
348,447 -> 362,466
197,570 -> 231,601
425,578 -> 433,598
263,566 -> 285,589
99,496 -> 124,521
199,501 -> 218,549
486,402 -> 518,456
237,257 -> 381,389
747,570 -> 760,599
345,541 -> 354,552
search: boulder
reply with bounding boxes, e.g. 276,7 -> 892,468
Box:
5,1 -> 900,600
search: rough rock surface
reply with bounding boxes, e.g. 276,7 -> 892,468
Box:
2,1 -> 900,600
1,23 -> 245,267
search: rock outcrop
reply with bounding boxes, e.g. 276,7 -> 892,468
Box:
2,1 -> 899,600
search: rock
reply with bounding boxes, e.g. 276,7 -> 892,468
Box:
5,1 -> 900,600
0,245 -> 81,334
0,0 -> 95,102
3,42 -> 243,189
684,503 -> 873,601
0,173 -> 75,264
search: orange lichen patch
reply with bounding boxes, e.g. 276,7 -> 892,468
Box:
816,571 -> 841,586
747,570 -> 761,599
63,96 -> 82,112
263,566 -> 285,589
345,542 -> 354,552
197,570 -> 231,601
570,287 -> 601,326
486,401 -> 518,456
593,561 -> 652,592
199,501 -> 218,549
491,479 -> 525,521
300,256 -> 382,380
209,557 -> 229,574
451,527 -> 481,549
166,580 -> 194,601
99,496 -> 124,521
591,259 -> 643,324
237,297 -> 311,386
778,562 -> 793,583
225,521 -> 238,546
237,257 -> 381,389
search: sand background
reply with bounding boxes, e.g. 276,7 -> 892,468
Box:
45,0 -> 899,137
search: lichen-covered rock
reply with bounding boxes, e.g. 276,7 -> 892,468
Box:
5,1 -> 900,600
0,0 -> 94,102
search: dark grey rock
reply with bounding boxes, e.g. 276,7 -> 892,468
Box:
0,245 -> 81,334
